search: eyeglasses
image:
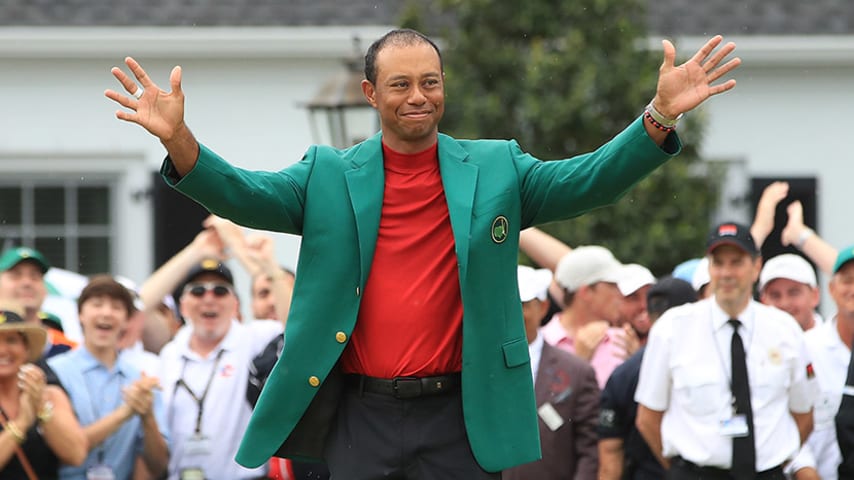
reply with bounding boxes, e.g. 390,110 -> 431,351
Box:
183,282 -> 233,298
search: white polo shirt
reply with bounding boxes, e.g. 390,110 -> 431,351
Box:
796,317 -> 848,479
158,319 -> 282,480
635,298 -> 815,471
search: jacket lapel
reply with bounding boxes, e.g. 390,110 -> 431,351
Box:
345,134 -> 384,287
437,134 -> 477,283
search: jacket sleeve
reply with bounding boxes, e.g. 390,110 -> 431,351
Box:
161,143 -> 316,234
515,116 -> 681,228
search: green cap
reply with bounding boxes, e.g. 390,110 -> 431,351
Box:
834,245 -> 854,274
0,247 -> 50,273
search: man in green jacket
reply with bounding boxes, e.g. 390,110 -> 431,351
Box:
106,28 -> 739,479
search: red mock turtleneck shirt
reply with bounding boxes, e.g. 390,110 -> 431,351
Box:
340,141 -> 464,378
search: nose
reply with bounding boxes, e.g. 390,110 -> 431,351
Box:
408,85 -> 427,104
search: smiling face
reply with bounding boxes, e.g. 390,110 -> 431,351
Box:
361,41 -> 444,153
79,294 -> 130,354
180,273 -> 238,344
760,278 -> 819,330
709,245 -> 761,314
0,331 -> 28,379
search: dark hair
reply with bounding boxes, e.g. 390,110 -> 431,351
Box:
78,274 -> 135,317
364,28 -> 443,84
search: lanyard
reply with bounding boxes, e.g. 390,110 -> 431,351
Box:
174,349 -> 225,434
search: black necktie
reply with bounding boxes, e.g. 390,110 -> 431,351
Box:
729,319 -> 756,479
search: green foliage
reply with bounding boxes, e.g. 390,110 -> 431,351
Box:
400,0 -> 722,276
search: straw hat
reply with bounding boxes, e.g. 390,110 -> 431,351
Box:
0,310 -> 47,362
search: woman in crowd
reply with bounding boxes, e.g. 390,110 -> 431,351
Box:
0,307 -> 87,478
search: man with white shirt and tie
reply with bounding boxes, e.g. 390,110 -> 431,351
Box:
635,222 -> 815,479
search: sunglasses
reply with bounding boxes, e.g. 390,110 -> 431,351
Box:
184,282 -> 233,298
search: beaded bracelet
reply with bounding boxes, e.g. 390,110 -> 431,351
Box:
644,110 -> 676,132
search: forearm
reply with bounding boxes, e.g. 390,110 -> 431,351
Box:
42,406 -> 88,465
161,123 -> 200,177
139,413 -> 169,477
798,232 -> 838,275
0,425 -> 30,467
792,410 -> 813,445
83,404 -> 134,449
636,406 -> 669,469
139,241 -> 209,308
597,439 -> 625,480
518,227 -> 571,272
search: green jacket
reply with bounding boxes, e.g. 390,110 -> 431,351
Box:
164,117 -> 679,472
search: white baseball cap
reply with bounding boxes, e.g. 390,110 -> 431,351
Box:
517,266 -> 552,302
691,257 -> 710,292
617,263 -> 656,296
759,254 -> 817,291
555,246 -> 623,292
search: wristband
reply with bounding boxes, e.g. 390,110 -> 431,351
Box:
796,228 -> 814,249
645,101 -> 683,129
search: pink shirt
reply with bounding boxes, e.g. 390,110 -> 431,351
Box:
540,315 -> 627,388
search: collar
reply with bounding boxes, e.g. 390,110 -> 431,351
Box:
179,319 -> 241,360
541,314 -> 573,345
75,345 -> 131,375
710,297 -> 755,334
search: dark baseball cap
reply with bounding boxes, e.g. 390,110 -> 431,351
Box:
184,258 -> 234,287
647,275 -> 697,317
706,222 -> 758,257
0,247 -> 50,273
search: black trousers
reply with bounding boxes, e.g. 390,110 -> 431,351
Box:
667,458 -> 785,480
323,386 -> 499,480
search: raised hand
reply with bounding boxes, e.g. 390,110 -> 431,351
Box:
653,36 -> 741,118
781,200 -> 806,247
105,57 -> 186,142
751,181 -> 789,248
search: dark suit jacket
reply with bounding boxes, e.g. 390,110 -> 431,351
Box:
165,118 -> 677,471
503,342 -> 600,480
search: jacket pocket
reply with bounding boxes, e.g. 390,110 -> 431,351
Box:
502,337 -> 530,368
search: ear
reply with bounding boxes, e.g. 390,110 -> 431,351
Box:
361,79 -> 377,108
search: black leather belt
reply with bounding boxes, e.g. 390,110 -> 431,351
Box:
345,373 -> 461,399
672,457 -> 784,479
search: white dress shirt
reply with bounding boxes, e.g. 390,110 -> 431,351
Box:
635,298 -> 816,471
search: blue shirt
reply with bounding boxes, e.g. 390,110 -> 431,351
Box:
48,347 -> 169,480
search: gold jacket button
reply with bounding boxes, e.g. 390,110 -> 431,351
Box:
308,376 -> 320,387
335,331 -> 347,343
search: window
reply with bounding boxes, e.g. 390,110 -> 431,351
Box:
0,180 -> 113,275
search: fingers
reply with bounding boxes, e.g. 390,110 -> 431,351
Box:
125,56 -> 156,90
660,39 -> 676,71
111,64 -> 144,100
701,41 -> 736,73
707,78 -> 737,97
707,57 -> 742,84
170,65 -> 184,97
688,35 -> 724,65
